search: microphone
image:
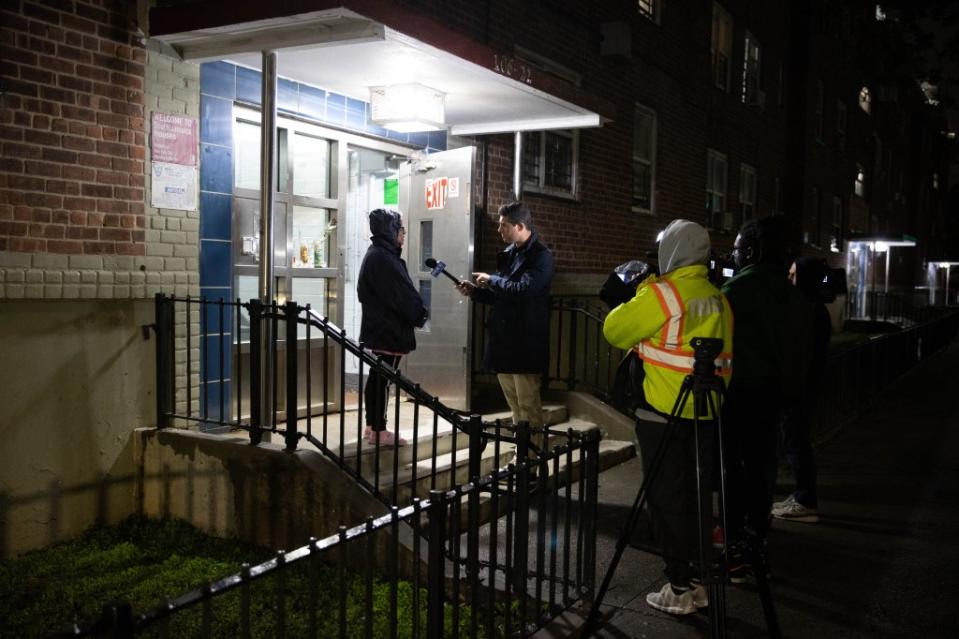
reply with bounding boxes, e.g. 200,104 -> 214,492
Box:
425,258 -> 463,285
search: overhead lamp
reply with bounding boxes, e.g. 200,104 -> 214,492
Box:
874,241 -> 889,253
369,83 -> 446,133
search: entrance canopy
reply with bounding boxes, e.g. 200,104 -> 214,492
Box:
150,2 -> 608,135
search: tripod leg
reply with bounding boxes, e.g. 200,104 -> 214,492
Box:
582,385 -> 692,635
702,390 -> 727,639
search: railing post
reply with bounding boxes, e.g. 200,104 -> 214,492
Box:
249,299 -> 263,445
154,293 -> 175,429
467,414 -> 484,481
284,300 -> 298,452
103,601 -> 134,638
567,301 -> 578,391
513,420 -> 531,605
427,489 -> 448,639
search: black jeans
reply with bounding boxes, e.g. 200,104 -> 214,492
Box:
635,415 -> 715,588
363,354 -> 401,431
780,401 -> 817,508
722,388 -> 779,541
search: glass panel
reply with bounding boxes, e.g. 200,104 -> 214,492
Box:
418,279 -> 431,333
634,110 -> 653,161
291,206 -> 334,269
522,132 -> 541,184
236,274 -> 258,342
420,220 -> 433,270
277,128 -> 289,193
544,131 -> 572,190
293,133 -> 331,199
633,162 -> 651,209
234,120 -> 261,190
292,277 -> 329,338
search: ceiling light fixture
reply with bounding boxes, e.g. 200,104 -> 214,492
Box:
369,83 -> 445,133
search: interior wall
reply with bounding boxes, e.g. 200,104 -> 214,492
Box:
0,300 -> 154,558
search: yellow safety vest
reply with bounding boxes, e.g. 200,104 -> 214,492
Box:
603,264 -> 734,419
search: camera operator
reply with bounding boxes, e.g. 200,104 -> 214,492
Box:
603,219 -> 733,616
721,216 -> 812,579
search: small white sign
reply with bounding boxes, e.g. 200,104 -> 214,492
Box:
448,177 -> 460,198
151,161 -> 197,211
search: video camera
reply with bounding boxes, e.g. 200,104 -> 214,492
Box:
599,260 -> 656,309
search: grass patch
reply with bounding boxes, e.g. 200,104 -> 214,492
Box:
0,515 -> 487,638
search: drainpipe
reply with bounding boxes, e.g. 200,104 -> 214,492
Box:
513,131 -> 523,200
258,50 -> 278,433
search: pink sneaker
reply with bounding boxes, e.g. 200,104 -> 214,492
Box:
368,429 -> 408,447
362,426 -> 374,442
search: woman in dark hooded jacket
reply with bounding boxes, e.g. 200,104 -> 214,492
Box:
357,209 -> 428,446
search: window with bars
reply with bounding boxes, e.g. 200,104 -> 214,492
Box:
712,3 -> 733,91
521,130 -> 578,197
806,186 -> 821,246
638,0 -> 658,21
859,86 -> 872,114
739,164 -> 757,225
633,106 -> 656,212
836,100 -> 847,151
815,79 -> 824,142
741,32 -> 762,105
831,196 -> 843,252
706,149 -> 728,229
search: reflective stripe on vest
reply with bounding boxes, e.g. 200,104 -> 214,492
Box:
649,281 -> 684,349
635,342 -> 733,376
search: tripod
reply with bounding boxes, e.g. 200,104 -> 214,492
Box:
583,338 -> 780,638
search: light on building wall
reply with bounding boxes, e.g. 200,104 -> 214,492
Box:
369,83 -> 446,133
874,241 -> 889,252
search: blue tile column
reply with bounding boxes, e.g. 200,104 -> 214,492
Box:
199,61 -> 236,427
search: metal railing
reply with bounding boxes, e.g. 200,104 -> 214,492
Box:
847,290 -> 948,325
472,296 -> 624,401
61,426 -> 601,638
154,294 -> 597,509
813,308 -> 959,438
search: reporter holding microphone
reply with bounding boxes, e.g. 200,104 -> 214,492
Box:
455,201 -> 554,453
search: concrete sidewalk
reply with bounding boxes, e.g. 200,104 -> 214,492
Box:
583,339 -> 959,638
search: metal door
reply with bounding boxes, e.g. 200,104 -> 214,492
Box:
402,146 -> 475,410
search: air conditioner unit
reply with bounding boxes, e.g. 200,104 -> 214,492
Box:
748,88 -> 766,108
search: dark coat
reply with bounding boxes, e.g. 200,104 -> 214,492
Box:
357,210 -> 428,353
473,231 -> 555,374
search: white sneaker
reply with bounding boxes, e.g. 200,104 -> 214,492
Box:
771,494 -> 796,511
645,583 -> 698,616
692,584 -> 708,609
772,497 -> 819,522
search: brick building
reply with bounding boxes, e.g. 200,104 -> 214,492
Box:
0,0 -> 949,556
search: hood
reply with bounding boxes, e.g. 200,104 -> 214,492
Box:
658,219 -> 710,274
369,209 -> 403,246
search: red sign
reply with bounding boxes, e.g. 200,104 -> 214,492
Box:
151,112 -> 198,166
425,177 -> 449,210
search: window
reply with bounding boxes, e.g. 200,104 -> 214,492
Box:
859,86 -> 872,114
741,32 -> 762,105
836,100 -> 847,151
521,130 -> 578,198
855,164 -> 865,197
831,196 -> 843,252
739,164 -> 757,224
638,0 -> 658,21
815,79 -> 824,142
806,187 -> 821,246
633,105 -> 656,213
711,3 -> 733,91
706,149 -> 728,229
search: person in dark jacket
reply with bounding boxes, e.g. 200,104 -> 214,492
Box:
721,215 -> 812,578
358,209 -> 428,447
772,257 -> 832,522
455,201 -> 554,447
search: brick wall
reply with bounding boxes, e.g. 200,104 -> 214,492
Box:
0,0 -> 199,300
